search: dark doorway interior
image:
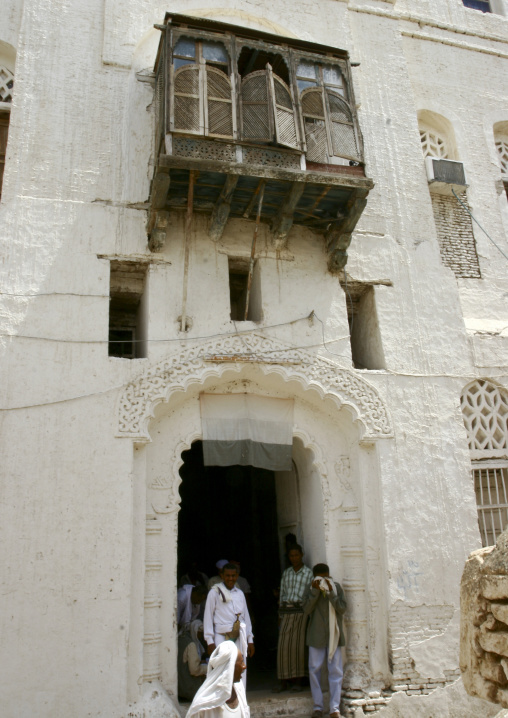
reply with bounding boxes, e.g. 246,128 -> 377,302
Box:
178,440 -> 282,689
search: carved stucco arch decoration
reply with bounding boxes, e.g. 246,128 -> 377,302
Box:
118,333 -> 393,441
150,422 -> 330,518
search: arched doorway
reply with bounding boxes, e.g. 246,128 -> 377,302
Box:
177,440 -> 284,687
119,336 -> 393,702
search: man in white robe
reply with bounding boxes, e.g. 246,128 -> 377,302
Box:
178,584 -> 208,628
203,563 -> 254,687
186,641 -> 248,718
204,564 -> 254,654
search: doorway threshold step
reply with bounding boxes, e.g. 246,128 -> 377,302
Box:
247,689 -> 313,718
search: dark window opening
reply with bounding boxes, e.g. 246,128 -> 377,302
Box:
462,0 -> 491,11
238,46 -> 290,85
108,261 -> 148,359
228,257 -> 262,322
503,179 -> 508,200
341,281 -> 385,370
0,111 -> 10,200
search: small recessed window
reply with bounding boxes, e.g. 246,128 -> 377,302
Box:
341,281 -> 385,370
228,257 -> 262,322
462,0 -> 491,11
108,261 -> 148,358
0,111 -> 10,200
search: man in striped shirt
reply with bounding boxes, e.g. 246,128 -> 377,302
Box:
273,544 -> 313,692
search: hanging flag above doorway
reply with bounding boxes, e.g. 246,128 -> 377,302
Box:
200,393 -> 294,471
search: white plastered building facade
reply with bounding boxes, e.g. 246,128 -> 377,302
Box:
1,1 -> 508,717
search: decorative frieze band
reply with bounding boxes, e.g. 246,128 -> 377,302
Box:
116,334 -> 392,441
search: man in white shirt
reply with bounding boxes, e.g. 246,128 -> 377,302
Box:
203,562 -> 254,687
208,559 -> 229,590
177,583 -> 208,629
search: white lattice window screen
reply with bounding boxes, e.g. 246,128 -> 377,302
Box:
474,467 -> 508,547
461,380 -> 508,452
420,129 -> 449,159
462,380 -> 508,547
496,138 -> 508,176
0,67 -> 14,103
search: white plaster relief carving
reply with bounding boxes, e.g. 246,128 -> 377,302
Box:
116,334 -> 392,441
151,494 -> 175,514
144,517 -> 163,682
330,457 -> 358,511
149,474 -> 171,489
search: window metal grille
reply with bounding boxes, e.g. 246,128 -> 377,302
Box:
474,466 -> 508,547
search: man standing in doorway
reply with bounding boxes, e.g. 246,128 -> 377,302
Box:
303,563 -> 347,718
274,544 -> 313,692
177,584 -> 208,629
203,562 -> 254,686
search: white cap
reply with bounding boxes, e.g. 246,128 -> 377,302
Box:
216,559 -> 228,570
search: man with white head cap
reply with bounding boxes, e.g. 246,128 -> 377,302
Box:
208,559 -> 229,590
186,641 -> 248,718
203,563 -> 254,688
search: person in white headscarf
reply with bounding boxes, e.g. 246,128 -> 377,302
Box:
186,641 -> 249,718
178,584 -> 208,628
178,619 -> 208,701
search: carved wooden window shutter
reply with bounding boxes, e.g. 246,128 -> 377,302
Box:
241,69 -> 273,142
241,65 -> 299,148
171,38 -> 234,140
205,67 -> 234,139
301,88 -> 328,163
269,70 -> 299,150
173,64 -> 202,134
326,92 -> 359,161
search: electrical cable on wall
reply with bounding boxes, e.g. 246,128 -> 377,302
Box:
452,188 -> 508,263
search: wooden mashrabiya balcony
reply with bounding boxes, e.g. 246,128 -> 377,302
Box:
147,13 -> 374,272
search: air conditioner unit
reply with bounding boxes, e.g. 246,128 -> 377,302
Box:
425,157 -> 468,194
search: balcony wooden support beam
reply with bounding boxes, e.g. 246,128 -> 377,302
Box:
271,181 -> 305,249
148,210 -> 170,252
243,180 -> 266,219
208,175 -> 239,242
325,191 -> 367,272
158,154 -> 373,191
147,167 -> 171,252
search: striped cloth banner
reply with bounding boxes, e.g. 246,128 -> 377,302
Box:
200,393 -> 294,471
